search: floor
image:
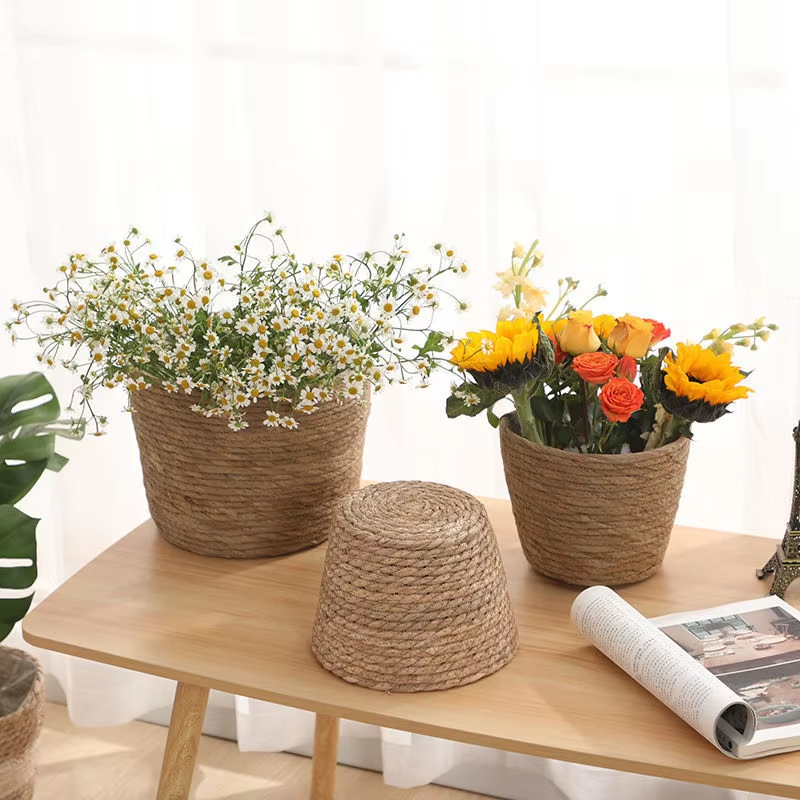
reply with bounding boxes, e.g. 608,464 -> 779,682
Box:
35,703 -> 492,800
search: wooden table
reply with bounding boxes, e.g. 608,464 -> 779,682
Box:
21,500 -> 800,800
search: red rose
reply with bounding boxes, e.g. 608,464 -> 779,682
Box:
644,318 -> 670,345
572,352 -> 619,385
599,377 -> 644,423
618,355 -> 637,382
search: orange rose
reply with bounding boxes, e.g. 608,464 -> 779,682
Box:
599,377 -> 644,423
557,310 -> 601,355
572,352 -> 619,385
618,355 -> 637,382
607,314 -> 654,359
643,318 -> 670,345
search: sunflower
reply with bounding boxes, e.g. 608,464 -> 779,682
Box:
661,342 -> 752,422
450,317 -> 553,388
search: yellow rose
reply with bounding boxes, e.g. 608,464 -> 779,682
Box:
592,313 -> 617,340
557,310 -> 601,355
607,314 -> 654,359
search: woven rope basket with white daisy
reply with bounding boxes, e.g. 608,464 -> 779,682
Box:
11,214 -> 466,557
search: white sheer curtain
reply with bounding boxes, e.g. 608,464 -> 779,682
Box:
1,0 -> 799,798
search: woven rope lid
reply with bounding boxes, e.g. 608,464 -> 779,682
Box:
311,481 -> 519,692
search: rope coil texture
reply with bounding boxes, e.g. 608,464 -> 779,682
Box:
0,649 -> 44,800
499,415 -> 690,586
130,388 -> 369,558
312,481 -> 519,692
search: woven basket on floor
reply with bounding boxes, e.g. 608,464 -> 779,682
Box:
0,648 -> 44,800
129,388 -> 369,558
499,415 -> 690,587
311,481 -> 519,692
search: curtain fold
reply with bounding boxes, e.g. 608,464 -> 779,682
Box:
2,1 -> 798,798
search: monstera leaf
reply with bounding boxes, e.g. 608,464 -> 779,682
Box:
0,372 -> 70,643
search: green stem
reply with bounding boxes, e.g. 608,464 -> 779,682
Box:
596,421 -> 617,453
511,385 -> 544,445
517,239 -> 539,274
580,379 -> 590,452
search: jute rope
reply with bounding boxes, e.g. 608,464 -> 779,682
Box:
130,389 -> 369,558
499,415 -> 690,587
0,649 -> 44,800
311,481 -> 519,692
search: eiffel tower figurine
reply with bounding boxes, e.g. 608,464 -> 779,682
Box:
757,422 -> 800,598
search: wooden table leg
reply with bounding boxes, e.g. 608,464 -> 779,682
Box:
156,682 -> 210,800
310,714 -> 340,800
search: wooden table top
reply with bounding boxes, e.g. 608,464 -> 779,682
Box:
22,499 -> 800,798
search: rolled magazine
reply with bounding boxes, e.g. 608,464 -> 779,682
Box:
571,586 -> 800,758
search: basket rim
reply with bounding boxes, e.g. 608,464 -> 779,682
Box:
130,384 -> 371,418
498,412 -> 690,465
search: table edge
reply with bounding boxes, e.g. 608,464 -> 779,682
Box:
21,627 -> 800,799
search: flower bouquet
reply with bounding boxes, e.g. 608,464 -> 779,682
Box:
446,242 -> 775,586
11,214 -> 463,557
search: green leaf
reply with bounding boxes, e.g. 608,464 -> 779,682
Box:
532,317 -> 556,378
641,347 -> 671,406
486,405 -> 501,428
0,433 -> 55,463
0,374 -> 67,643
46,452 -> 69,473
0,373 -> 60,435
553,422 -> 575,448
0,506 -> 37,590
446,383 -> 508,419
413,330 -> 448,359
531,395 -> 561,424
0,595 -> 34,643
0,460 -> 48,505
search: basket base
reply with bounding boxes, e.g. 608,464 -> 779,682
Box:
527,556 -> 663,588
155,523 -> 330,559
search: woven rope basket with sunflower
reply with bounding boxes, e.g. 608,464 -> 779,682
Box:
445,241 -> 776,454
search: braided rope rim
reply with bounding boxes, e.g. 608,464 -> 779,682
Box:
499,414 -> 690,586
312,481 -> 519,692
130,388 -> 369,557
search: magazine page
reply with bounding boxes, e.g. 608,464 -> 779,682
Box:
652,595 -> 800,757
571,586 -> 755,756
